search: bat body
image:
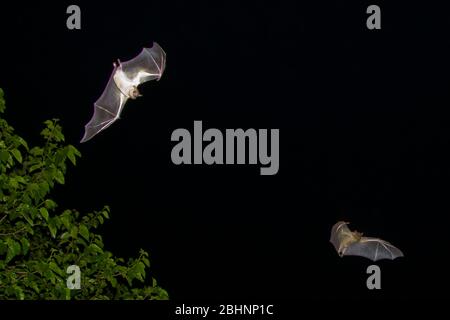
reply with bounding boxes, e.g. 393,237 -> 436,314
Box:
81,42 -> 166,143
330,221 -> 404,261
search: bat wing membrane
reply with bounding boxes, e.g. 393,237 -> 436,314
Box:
344,237 -> 404,261
81,70 -> 128,143
330,221 -> 351,252
121,42 -> 166,85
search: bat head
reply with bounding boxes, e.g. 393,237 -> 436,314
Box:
352,231 -> 363,241
128,86 -> 142,100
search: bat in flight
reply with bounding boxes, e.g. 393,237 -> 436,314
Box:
330,221 -> 404,261
81,42 -> 166,143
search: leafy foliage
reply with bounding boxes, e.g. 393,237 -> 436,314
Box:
0,88 -> 168,299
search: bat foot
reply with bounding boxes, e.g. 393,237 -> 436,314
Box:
113,59 -> 122,68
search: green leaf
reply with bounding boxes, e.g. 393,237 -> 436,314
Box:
60,215 -> 71,230
48,219 -> 57,238
20,238 -> 30,255
0,150 -> 9,162
44,269 -> 56,285
14,286 -> 25,300
30,282 -> 40,294
79,224 -> 89,241
5,239 -> 21,263
54,129 -> 65,142
44,199 -> 57,210
131,261 -> 146,283
29,207 -> 39,219
27,183 -> 41,201
30,147 -> 44,156
49,261 -> 65,277
89,243 -> 103,254
16,136 -> 28,150
39,181 -> 50,194
29,163 -> 44,172
9,177 -> 19,189
67,151 -> 76,165
44,120 -> 55,129
11,149 -> 22,163
55,149 -> 66,165
22,214 -> 34,226
15,176 -> 26,184
40,207 -> 49,222
66,145 -> 81,166
60,232 -> 70,240
70,226 -> 78,239
70,145 -> 81,157
107,276 -> 118,288
54,170 -> 65,184
24,224 -> 34,235
102,207 -> 110,219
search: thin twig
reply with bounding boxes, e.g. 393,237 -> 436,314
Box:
0,226 -> 26,236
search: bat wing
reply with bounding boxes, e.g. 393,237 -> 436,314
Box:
81,67 -> 128,143
121,42 -> 166,85
344,237 -> 404,261
330,221 -> 352,253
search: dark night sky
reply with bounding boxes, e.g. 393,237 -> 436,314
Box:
1,1 -> 450,300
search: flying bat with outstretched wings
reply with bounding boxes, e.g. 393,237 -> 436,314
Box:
81,42 -> 166,143
330,221 -> 404,261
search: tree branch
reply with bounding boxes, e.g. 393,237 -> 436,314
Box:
0,226 -> 26,237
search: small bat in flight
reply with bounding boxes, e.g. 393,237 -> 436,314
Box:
330,221 -> 404,261
81,42 -> 166,143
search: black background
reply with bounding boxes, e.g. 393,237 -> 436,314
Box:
1,1 -> 450,301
